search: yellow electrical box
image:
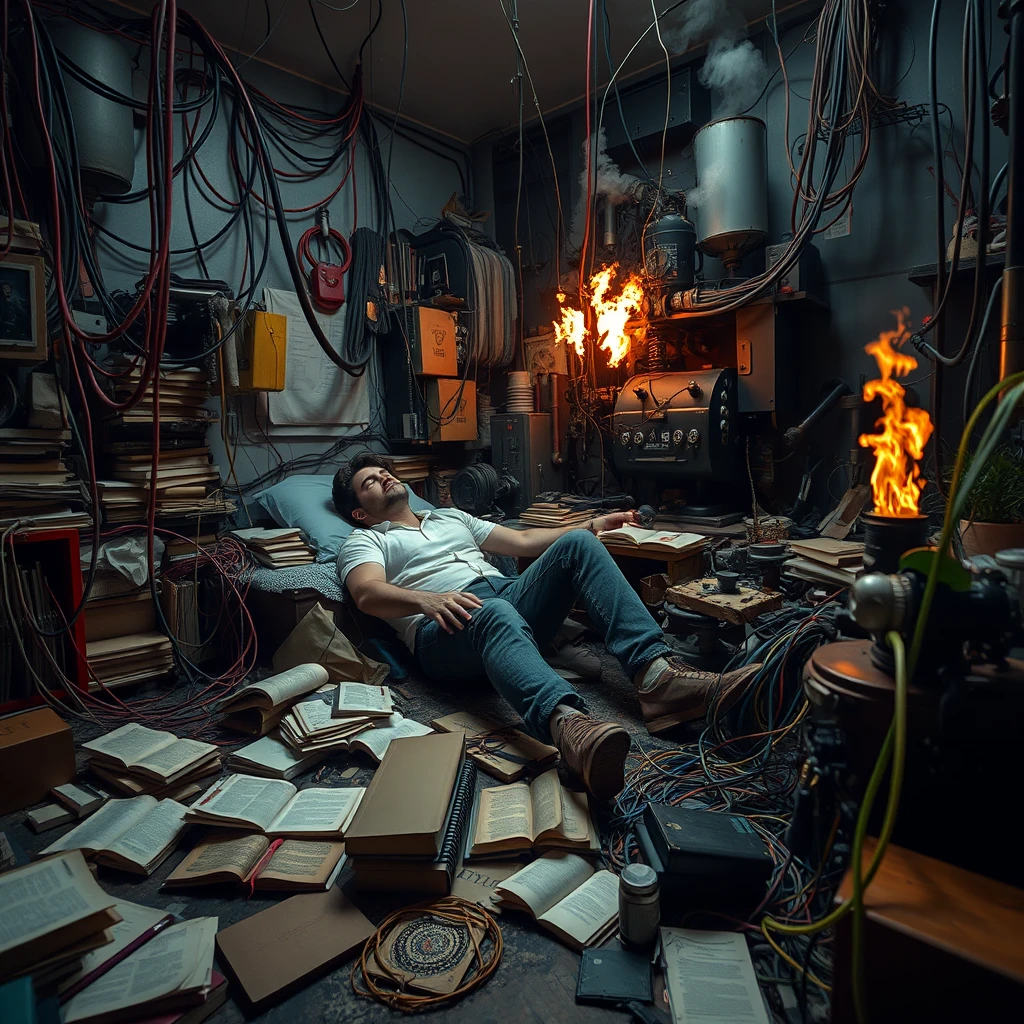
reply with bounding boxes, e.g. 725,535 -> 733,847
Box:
237,310 -> 287,391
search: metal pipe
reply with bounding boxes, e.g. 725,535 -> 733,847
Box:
1000,0 -> 1024,392
602,199 -> 617,249
784,382 -> 852,448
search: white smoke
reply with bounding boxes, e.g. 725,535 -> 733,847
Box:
662,0 -> 767,117
569,128 -> 644,251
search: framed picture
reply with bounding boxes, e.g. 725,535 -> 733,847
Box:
0,253 -> 47,362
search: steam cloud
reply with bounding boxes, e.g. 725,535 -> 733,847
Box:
568,129 -> 644,251
662,0 -> 767,117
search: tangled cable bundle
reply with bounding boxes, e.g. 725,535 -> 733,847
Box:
350,897 -> 503,1013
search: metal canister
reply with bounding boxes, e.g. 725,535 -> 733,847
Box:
618,863 -> 660,947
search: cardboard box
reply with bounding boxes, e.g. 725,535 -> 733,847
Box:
640,573 -> 671,608
236,310 -> 287,392
0,708 -> 75,814
406,306 -> 457,377
427,379 -> 477,442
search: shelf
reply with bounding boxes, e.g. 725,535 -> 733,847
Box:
907,252 -> 1005,286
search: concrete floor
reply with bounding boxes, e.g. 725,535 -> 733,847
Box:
1,646 -> 680,1024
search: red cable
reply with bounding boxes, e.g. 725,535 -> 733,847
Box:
578,0 -> 596,299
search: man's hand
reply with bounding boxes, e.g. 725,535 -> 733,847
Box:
592,510 -> 640,534
418,590 -> 484,633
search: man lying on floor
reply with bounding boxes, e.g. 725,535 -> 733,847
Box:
334,453 -> 759,801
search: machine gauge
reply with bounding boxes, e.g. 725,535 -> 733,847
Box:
620,431 -> 631,446
633,431 -> 645,445
672,429 -> 684,445
687,428 -> 701,446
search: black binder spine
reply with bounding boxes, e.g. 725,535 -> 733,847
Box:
438,758 -> 477,879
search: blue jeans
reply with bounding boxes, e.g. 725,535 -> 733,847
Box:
414,530 -> 671,741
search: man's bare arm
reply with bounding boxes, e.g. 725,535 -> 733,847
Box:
345,562 -> 483,634
481,510 -> 640,558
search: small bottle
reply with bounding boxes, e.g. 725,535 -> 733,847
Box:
618,863 -> 660,948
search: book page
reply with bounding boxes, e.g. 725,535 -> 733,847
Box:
132,737 -> 216,779
334,682 -> 392,713
661,928 -> 770,1024
496,852 -> 594,919
539,869 -> 618,945
40,796 -> 158,856
247,663 -> 329,707
0,852 -> 116,956
167,833 -> 267,883
257,840 -> 344,883
354,716 -> 432,761
82,723 -> 172,766
231,733 -> 308,772
558,787 -> 593,844
473,783 -> 533,847
268,788 -> 364,834
63,917 -> 217,1024
598,525 -> 654,545
104,800 -> 187,869
529,769 -> 563,839
60,901 -> 167,991
194,776 -> 295,830
645,531 -> 704,551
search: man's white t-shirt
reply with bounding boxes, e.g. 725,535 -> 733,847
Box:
337,509 -> 504,650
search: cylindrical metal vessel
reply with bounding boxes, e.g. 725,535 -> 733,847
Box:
692,116 -> 768,268
644,212 -> 699,292
618,863 -> 660,947
46,20 -> 135,197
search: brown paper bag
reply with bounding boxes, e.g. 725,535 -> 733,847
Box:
272,602 -> 389,685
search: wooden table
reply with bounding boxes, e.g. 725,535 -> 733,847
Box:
664,580 -> 783,625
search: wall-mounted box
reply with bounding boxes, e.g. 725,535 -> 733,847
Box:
427,379 -> 477,442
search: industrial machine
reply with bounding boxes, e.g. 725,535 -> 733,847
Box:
488,413 -> 554,517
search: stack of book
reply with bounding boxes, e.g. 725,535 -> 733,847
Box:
218,663 -> 330,737
0,426 -> 92,534
518,502 -> 595,527
387,455 -> 432,485
108,364 -> 216,426
281,704 -> 433,765
231,527 -> 315,568
82,723 -> 221,802
0,851 -> 120,991
784,537 -> 864,588
164,531 -> 218,561
346,731 -> 476,895
85,631 -> 174,691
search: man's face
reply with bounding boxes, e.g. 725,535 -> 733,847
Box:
350,465 -> 408,524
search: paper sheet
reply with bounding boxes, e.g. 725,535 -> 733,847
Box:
661,927 -> 770,1024
263,288 -> 369,435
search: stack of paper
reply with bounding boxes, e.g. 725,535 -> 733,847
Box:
85,632 -> 174,691
0,851 -> 120,989
231,527 -> 315,568
280,698 -> 374,756
107,365 -> 214,425
61,915 -> 220,1024
39,796 -> 188,876
387,455 -> 432,483
784,537 -> 864,588
518,502 -> 595,527
331,681 -> 395,719
82,723 -> 221,801
107,445 -> 219,494
186,775 -> 364,839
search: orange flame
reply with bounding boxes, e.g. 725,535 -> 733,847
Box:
857,309 -> 934,517
552,265 -> 644,368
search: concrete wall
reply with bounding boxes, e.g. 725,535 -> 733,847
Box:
479,0 -> 1005,512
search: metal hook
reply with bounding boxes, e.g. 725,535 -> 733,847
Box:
317,206 -> 330,240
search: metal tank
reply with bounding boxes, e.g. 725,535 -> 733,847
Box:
46,20 -> 135,198
691,116 -> 768,269
643,212 -> 701,294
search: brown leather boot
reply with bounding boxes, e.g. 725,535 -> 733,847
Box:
634,658 -> 762,734
552,713 -> 630,801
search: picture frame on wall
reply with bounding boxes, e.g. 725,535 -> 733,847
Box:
0,253 -> 47,362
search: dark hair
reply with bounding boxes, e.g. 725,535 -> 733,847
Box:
333,453 -> 396,526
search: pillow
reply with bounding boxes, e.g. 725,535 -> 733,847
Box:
253,474 -> 433,563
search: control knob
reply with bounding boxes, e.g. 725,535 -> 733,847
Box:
687,428 -> 701,447
633,431 -> 644,445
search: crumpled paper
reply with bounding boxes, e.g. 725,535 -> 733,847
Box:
80,533 -> 165,586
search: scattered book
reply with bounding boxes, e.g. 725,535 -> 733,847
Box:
163,832 -> 347,892
783,556 -> 859,588
598,525 -> 707,553
465,768 -> 598,860
52,781 -> 108,818
26,802 -> 76,833
789,537 -> 865,566
61,916 -> 218,1024
285,710 -> 432,764
279,699 -> 373,755
215,888 -> 374,1009
493,852 -> 620,952
82,724 -> 218,789
0,851 -> 119,984
430,710 -> 559,783
331,681 -> 395,719
186,775 -> 364,839
518,502 -> 595,527
345,731 -> 464,858
225,732 -> 327,781
218,663 -> 330,737
39,796 -> 188,876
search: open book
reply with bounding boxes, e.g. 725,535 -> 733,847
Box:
467,769 -> 598,859
493,852 -> 619,952
331,681 -> 394,719
187,775 -> 364,839
39,797 -> 187,876
280,698 -> 373,755
164,831 -> 347,892
219,663 -> 330,736
82,723 -> 218,786
599,525 -> 706,552
430,710 -> 558,783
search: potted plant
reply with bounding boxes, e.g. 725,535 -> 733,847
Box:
957,446 -> 1024,557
